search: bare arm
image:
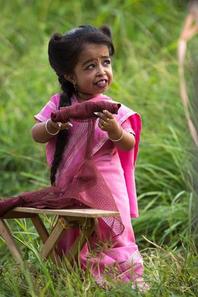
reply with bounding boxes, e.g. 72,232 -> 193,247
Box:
95,110 -> 135,151
108,129 -> 135,151
32,120 -> 72,143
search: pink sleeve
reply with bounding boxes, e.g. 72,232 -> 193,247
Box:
121,118 -> 135,135
117,112 -> 142,218
34,94 -> 60,122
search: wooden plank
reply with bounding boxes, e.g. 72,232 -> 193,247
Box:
0,219 -> 23,265
12,207 -> 119,218
2,211 -> 36,219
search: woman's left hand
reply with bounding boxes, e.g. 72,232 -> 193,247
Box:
94,110 -> 135,151
95,110 -> 122,139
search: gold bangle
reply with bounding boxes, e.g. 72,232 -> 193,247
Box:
109,129 -> 124,142
45,119 -> 61,136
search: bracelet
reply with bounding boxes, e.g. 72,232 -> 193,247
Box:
109,129 -> 124,142
45,119 -> 61,136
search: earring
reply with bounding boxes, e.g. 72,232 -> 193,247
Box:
73,83 -> 78,95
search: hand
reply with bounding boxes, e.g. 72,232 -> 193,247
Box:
50,120 -> 73,131
32,120 -> 73,143
95,110 -> 122,139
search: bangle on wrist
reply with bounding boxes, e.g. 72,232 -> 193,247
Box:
109,129 -> 124,142
45,119 -> 61,136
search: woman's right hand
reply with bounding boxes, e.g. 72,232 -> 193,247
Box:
32,119 -> 73,143
50,120 -> 73,131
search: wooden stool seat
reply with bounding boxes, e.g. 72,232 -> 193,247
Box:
0,207 -> 119,265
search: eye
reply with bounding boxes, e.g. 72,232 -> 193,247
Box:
103,59 -> 111,66
85,63 -> 96,70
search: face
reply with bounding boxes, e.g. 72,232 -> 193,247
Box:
67,43 -> 113,101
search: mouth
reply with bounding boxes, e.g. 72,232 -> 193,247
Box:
95,79 -> 108,88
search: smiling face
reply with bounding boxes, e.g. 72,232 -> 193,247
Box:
67,43 -> 113,101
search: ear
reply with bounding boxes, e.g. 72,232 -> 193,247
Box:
64,74 -> 76,85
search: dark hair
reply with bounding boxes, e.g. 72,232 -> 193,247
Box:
48,25 -> 115,185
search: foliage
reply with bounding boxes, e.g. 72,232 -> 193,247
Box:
0,0 -> 197,296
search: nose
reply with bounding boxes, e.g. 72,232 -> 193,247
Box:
96,63 -> 105,75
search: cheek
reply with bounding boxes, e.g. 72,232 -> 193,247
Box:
108,68 -> 113,78
78,75 -> 92,87
109,72 -> 113,82
84,73 -> 95,82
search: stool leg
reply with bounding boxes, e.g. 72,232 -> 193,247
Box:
40,219 -> 66,260
31,216 -> 49,242
0,219 -> 23,265
31,216 -> 59,263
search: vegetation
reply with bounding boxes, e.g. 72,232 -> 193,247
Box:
0,0 -> 197,296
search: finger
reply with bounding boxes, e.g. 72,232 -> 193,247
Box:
98,119 -> 104,127
99,118 -> 109,126
56,122 -> 62,129
51,120 -> 61,129
98,120 -> 106,130
102,110 -> 114,119
61,122 -> 73,130
94,112 -> 107,120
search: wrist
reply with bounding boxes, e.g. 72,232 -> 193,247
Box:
45,119 -> 61,135
108,128 -> 124,142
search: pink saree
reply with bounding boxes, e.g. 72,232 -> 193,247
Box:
49,94 -> 144,285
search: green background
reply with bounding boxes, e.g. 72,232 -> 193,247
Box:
0,1 -> 197,296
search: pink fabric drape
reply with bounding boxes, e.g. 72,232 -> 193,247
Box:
51,94 -> 144,285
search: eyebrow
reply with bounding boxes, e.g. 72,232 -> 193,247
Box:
82,56 -> 110,67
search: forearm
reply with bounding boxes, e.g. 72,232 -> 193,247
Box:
32,120 -> 60,143
108,128 -> 135,151
96,110 -> 135,151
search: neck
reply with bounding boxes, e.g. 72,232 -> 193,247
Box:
76,91 -> 101,102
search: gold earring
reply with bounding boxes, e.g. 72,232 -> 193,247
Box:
73,83 -> 78,95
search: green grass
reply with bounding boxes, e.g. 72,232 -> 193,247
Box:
0,0 -> 198,296
0,241 -> 197,297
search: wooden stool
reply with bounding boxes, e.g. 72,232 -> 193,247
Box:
0,207 -> 119,265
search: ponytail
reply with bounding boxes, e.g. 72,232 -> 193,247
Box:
50,77 -> 74,185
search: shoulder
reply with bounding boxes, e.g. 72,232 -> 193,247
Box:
49,93 -> 61,107
101,94 -> 140,119
104,95 -> 137,114
34,93 -> 61,122
112,99 -> 142,133
112,98 -> 140,119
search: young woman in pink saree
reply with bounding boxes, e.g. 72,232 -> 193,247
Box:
35,94 -> 143,286
31,25 -> 145,289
